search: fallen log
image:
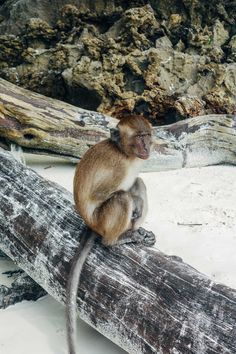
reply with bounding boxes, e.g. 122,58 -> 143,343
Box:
0,78 -> 236,171
0,148 -> 235,354
0,271 -> 46,309
0,244 -> 46,308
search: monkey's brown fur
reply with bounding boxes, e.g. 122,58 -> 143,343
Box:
73,115 -> 152,245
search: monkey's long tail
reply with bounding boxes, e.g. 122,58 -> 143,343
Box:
66,229 -> 97,354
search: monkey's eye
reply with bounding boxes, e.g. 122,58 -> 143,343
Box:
136,133 -> 144,138
136,133 -> 151,138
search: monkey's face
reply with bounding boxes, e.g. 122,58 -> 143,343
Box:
120,128 -> 152,159
117,115 -> 153,160
130,132 -> 152,160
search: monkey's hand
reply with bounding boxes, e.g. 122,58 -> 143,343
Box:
115,227 -> 156,247
131,196 -> 143,220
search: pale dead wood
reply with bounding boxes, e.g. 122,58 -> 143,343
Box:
0,78 -> 235,171
0,271 -> 46,309
0,148 -> 235,354
151,114 -> 236,171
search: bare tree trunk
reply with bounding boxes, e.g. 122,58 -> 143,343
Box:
0,78 -> 235,171
0,148 -> 235,354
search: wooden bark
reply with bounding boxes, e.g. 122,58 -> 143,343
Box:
0,78 -> 236,171
0,249 -> 46,308
0,148 -> 235,354
0,271 -> 46,309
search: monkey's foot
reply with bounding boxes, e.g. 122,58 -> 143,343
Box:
135,227 -> 156,247
115,227 -> 156,247
137,227 -> 156,246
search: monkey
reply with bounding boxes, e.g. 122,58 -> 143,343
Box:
66,115 -> 155,354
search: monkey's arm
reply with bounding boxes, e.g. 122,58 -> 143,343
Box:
0,149 -> 235,354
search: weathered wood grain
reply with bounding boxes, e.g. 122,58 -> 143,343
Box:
0,78 -> 235,171
0,78 -> 116,161
151,114 -> 236,171
0,148 -> 235,354
0,272 -> 46,309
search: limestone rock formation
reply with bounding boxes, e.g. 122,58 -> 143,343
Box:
0,0 -> 235,124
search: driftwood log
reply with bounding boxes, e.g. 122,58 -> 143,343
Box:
0,148 -> 235,354
0,271 -> 46,309
0,78 -> 236,171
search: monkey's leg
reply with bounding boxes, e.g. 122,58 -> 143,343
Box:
114,177 -> 156,247
93,191 -> 133,246
94,187 -> 155,247
131,195 -> 143,220
129,177 -> 148,230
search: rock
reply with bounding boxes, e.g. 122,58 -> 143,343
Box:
203,63 -> 236,114
104,4 -> 161,51
156,36 -> 173,48
24,18 -> 57,48
174,39 -> 185,52
0,0 -> 123,35
57,4 -> 81,31
173,95 -> 206,119
212,20 -> 229,47
0,1 -> 236,123
204,88 -> 236,115
227,35 -> 236,62
0,35 -> 24,68
229,35 -> 236,51
187,19 -> 229,63
168,14 -> 182,29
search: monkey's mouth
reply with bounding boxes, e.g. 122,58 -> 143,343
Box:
137,152 -> 149,160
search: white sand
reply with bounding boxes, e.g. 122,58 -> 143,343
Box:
0,154 -> 235,354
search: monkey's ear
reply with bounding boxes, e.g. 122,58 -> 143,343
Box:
110,128 -> 120,143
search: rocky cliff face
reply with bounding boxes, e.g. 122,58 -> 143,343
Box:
0,0 -> 235,124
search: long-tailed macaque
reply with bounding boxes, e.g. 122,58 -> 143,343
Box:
66,115 -> 155,354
